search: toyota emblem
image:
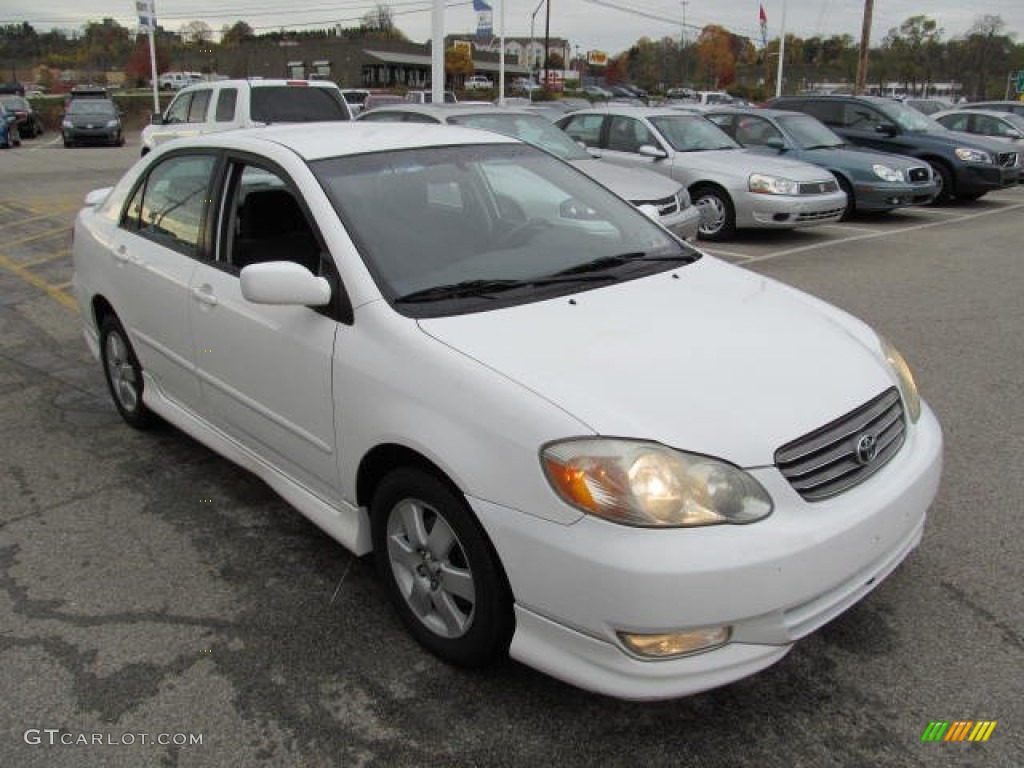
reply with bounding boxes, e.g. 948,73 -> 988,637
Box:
855,433 -> 879,465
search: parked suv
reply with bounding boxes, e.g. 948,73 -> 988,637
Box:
464,75 -> 494,91
767,95 -> 1020,202
141,78 -> 352,155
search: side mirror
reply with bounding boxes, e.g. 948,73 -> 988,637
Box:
638,144 -> 668,159
1005,129 -> 1022,139
240,262 -> 331,306
149,113 -> 164,125
765,137 -> 786,151
875,123 -> 899,137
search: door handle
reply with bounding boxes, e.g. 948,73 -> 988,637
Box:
192,285 -> 218,307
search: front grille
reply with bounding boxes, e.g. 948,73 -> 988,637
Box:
798,179 -> 839,195
795,207 -> 844,222
775,388 -> 906,501
907,166 -> 931,183
635,194 -> 681,216
997,151 -> 1019,168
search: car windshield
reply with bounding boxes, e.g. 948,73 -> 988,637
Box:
776,114 -> 845,148
67,100 -> 116,116
649,115 -> 739,151
1000,113 -> 1024,131
876,101 -> 945,132
447,112 -> 590,161
312,143 -> 696,317
0,95 -> 27,110
250,86 -> 349,122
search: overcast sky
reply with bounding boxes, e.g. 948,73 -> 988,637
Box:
1,0 -> 1022,57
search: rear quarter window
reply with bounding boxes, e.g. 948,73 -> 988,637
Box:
801,100 -> 844,126
249,86 -> 351,123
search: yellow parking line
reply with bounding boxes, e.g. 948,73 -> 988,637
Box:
0,208 -> 79,231
0,225 -> 70,249
19,249 -> 70,268
0,251 -> 77,311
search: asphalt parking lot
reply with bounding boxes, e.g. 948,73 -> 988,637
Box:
1,133 -> 1022,767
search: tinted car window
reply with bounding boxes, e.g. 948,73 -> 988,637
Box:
606,116 -> 657,153
215,88 -> 237,122
843,103 -> 887,130
560,114 -> 605,146
799,100 -> 844,125
734,116 -> 783,146
66,100 -> 117,116
249,87 -> 349,122
124,154 -> 217,258
188,89 -> 212,123
165,93 -> 191,124
936,112 -> 969,132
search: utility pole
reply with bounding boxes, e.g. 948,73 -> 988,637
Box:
855,0 -> 874,95
543,0 -> 551,91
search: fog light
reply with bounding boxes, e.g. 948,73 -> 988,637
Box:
618,626 -> 732,659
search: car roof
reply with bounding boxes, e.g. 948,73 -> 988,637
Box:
704,106 -> 806,119
168,121 -> 518,161
357,104 -> 543,121
561,105 -> 710,118
178,78 -> 342,94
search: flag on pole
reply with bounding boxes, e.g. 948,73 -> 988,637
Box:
759,4 -> 768,48
474,0 -> 493,38
136,0 -> 157,29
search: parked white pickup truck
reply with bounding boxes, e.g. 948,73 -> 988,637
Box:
141,78 -> 352,155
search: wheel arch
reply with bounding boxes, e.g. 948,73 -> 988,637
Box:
357,442 -> 515,597
91,294 -> 117,332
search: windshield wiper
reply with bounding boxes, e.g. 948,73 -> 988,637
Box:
804,143 -> 843,150
395,279 -> 525,303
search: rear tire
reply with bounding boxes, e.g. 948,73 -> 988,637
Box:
99,314 -> 155,429
372,468 -> 513,668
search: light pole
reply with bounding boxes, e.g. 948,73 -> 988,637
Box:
528,0 -> 546,85
680,1 -> 689,86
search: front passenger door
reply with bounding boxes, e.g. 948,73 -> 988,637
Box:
188,160 -> 342,502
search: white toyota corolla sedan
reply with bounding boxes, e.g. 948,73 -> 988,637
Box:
72,123 -> 942,701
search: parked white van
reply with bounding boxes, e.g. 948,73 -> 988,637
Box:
141,78 -> 352,155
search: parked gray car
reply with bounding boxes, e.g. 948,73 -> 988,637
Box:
705,107 -> 939,218
357,104 -> 701,240
556,106 -> 847,240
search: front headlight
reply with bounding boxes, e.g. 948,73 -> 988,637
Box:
541,439 -> 773,527
749,173 -> 800,195
872,164 -> 903,182
954,147 -> 993,164
880,337 -> 921,423
106,119 -> 119,128
62,119 -> 72,128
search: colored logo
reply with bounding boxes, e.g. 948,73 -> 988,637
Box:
921,721 -> 997,742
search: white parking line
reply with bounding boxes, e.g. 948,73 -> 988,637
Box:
738,201 -> 1024,265
817,223 -> 883,234
26,135 -> 64,150
699,248 -> 749,260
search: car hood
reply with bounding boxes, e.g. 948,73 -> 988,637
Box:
571,157 -> 682,201
902,129 -> 1016,154
802,145 -> 927,170
417,257 -> 894,467
687,149 -> 834,182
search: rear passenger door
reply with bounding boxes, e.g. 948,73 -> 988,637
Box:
110,151 -> 219,411
188,158 -> 342,502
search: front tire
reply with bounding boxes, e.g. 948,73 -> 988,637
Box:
926,160 -> 953,204
834,174 -> 855,221
99,314 -> 155,429
692,184 -> 737,241
372,468 -> 513,668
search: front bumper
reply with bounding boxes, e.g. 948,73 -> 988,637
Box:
64,127 -> 121,145
955,162 -> 1020,195
661,204 -> 701,241
471,402 -> 942,700
854,179 -> 940,211
736,189 -> 847,229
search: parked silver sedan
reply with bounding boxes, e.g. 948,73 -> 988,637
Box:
556,106 -> 848,240
357,104 -> 701,241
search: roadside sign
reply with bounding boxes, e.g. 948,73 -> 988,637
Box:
1017,70 -> 1024,94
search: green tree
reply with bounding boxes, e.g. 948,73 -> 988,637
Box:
220,21 -> 254,47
